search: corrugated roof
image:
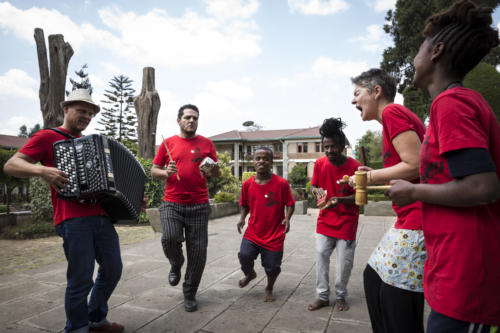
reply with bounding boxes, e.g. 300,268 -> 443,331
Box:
210,127 -> 320,141
0,134 -> 28,149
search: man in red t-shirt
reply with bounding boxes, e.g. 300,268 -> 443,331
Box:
237,147 -> 295,302
3,89 -> 124,333
151,104 -> 220,312
388,2 -> 500,330
307,118 -> 361,312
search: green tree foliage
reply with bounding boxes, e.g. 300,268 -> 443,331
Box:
288,163 -> 308,187
18,124 -> 41,138
67,64 -> 93,96
0,149 -> 28,213
97,75 -> 137,150
29,176 -> 53,222
402,87 -> 431,123
463,62 -> 500,123
382,0 -> 499,93
207,152 -> 240,198
354,130 -> 383,169
382,0 -> 500,121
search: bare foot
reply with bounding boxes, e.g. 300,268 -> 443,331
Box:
307,299 -> 329,311
238,271 -> 257,288
264,289 -> 275,302
335,298 -> 349,311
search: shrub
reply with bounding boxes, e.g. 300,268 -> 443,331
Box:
137,157 -> 165,209
207,152 -> 240,197
241,171 -> 255,182
288,164 -> 308,187
213,192 -> 236,203
0,205 -> 7,213
29,176 -> 53,222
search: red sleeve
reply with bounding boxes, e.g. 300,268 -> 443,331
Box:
18,130 -> 51,163
239,179 -> 249,207
433,95 -> 488,155
282,179 -> 295,206
152,140 -> 167,166
208,140 -> 217,162
311,159 -> 320,187
384,105 -> 417,141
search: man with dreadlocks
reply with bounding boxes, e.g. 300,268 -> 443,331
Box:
307,118 -> 361,312
387,1 -> 500,331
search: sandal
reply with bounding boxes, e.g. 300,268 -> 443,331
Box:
307,299 -> 329,311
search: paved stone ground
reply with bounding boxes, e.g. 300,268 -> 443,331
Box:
0,211 -> 399,333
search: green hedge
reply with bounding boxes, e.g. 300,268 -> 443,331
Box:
213,192 -> 236,203
29,176 -> 53,222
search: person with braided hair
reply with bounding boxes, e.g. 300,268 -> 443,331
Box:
307,118 -> 361,312
351,68 -> 426,333
387,1 -> 500,331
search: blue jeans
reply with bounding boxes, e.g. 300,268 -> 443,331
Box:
238,238 -> 283,277
55,215 -> 122,332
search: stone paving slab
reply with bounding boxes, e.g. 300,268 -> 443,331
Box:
0,212 -> 402,332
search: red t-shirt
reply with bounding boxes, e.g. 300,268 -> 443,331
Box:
153,135 -> 217,205
382,104 -> 425,230
19,128 -> 107,226
311,156 -> 361,240
420,87 -> 500,325
239,174 -> 295,251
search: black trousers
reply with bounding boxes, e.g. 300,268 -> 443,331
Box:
159,201 -> 210,297
363,264 -> 424,333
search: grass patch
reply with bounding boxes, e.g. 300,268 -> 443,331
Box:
0,221 -> 54,239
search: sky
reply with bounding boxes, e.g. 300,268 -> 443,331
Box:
0,0 -> 499,147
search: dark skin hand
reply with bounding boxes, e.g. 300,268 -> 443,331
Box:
387,172 -> 500,207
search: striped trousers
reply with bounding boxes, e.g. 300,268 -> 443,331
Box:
159,201 -> 211,297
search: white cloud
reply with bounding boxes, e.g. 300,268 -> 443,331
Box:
97,6 -> 261,68
288,0 -> 349,15
311,57 -> 368,78
0,116 -> 41,136
0,69 -> 38,100
0,2 -> 262,69
203,79 -> 253,100
368,0 -> 395,12
349,24 -> 391,53
0,2 -> 110,49
204,0 -> 259,20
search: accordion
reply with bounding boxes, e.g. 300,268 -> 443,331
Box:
53,134 -> 146,220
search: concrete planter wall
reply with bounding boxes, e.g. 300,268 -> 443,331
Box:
146,201 -> 240,233
0,211 -> 33,231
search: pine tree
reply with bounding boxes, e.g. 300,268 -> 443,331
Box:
96,75 -> 137,147
66,64 -> 92,96
18,123 -> 41,138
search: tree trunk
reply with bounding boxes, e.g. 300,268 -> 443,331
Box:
134,67 -> 161,159
34,28 -> 74,128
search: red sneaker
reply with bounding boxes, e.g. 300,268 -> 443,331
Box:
89,322 -> 124,332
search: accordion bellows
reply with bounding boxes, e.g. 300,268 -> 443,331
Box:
53,134 -> 146,220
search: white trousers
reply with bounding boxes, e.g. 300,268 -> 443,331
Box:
315,233 -> 356,301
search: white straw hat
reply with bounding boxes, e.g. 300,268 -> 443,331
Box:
60,89 -> 100,113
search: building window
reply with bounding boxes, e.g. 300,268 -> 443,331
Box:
298,142 -> 308,153
315,142 -> 323,152
275,143 -> 283,152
